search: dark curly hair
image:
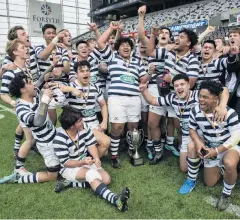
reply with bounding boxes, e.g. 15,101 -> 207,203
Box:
203,40 -> 216,48
179,28 -> 198,49
172,73 -> 189,85
199,80 -> 223,97
58,105 -> 83,130
114,37 -> 134,51
76,40 -> 89,49
42,24 -> 56,34
74,60 -> 91,73
9,72 -> 29,98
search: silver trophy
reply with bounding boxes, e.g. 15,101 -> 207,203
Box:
126,129 -> 144,166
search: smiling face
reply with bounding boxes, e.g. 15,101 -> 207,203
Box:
21,78 -> 37,98
43,28 -> 56,44
201,42 -> 215,61
77,43 -> 89,59
174,32 -> 191,52
229,31 -> 240,47
199,89 -> 218,113
118,42 -> 132,59
16,29 -> 30,47
173,79 -> 190,100
13,42 -> 29,60
158,28 -> 171,46
77,65 -> 90,86
62,31 -> 72,47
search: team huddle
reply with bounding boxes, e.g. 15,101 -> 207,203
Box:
1,5 -> 240,212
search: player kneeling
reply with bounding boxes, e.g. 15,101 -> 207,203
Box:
53,106 -> 130,212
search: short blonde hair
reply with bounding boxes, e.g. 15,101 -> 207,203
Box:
6,39 -> 25,60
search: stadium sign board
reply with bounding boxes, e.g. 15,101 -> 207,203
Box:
29,0 -> 63,37
88,0 -> 143,16
169,20 -> 208,32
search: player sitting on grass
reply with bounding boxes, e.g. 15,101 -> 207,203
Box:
53,106 -> 130,212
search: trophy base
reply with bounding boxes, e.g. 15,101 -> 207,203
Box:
130,157 -> 144,166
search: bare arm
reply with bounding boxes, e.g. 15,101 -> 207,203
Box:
98,99 -> 108,131
98,22 -> 119,50
88,23 -> 101,41
0,94 -> 16,106
146,28 -> 158,57
140,84 -> 158,106
137,5 -> 149,44
198,26 -> 216,43
38,31 -> 68,60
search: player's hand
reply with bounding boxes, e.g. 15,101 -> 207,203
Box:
196,141 -> 207,159
93,158 -> 101,168
87,22 -> 98,31
230,45 -> 239,55
2,63 -> 17,71
99,122 -> 107,132
139,81 -> 149,92
68,51 -> 73,61
52,55 -> 61,66
117,21 -> 124,32
138,5 -> 146,17
110,21 -> 119,30
148,64 -> 156,74
99,63 -> 108,73
222,45 -> 230,55
71,88 -> 83,98
41,88 -> 53,104
51,67 -> 62,78
57,30 -> 68,39
206,25 -> 216,33
84,156 -> 94,165
214,105 -> 227,123
163,74 -> 172,83
204,147 -> 217,159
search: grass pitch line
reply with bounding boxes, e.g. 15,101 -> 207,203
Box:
0,103 -> 15,114
205,196 -> 240,217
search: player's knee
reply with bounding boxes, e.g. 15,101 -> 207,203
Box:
100,135 -> 110,149
223,158 -> 237,172
47,172 -> 58,181
85,169 -> 102,183
102,176 -> 111,185
204,179 -> 217,187
148,120 -> 159,129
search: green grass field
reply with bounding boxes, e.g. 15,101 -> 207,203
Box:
0,100 -> 240,219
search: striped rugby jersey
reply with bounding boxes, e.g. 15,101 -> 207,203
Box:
16,90 -> 56,143
53,124 -> 97,173
195,57 -> 227,90
99,45 -> 146,96
155,48 -> 199,79
69,50 -> 102,88
189,105 -> 240,148
3,46 -> 39,82
157,90 -> 199,136
148,46 -> 166,85
66,81 -> 104,126
0,67 -> 31,95
35,45 -> 70,82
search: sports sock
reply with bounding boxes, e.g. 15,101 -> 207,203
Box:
166,136 -> 174,146
14,133 -> 24,152
110,134 -> 120,157
147,139 -> 153,148
17,173 -> 38,183
153,140 -> 162,153
70,182 -> 91,188
187,157 -> 201,181
222,180 -> 236,196
95,183 -> 118,205
15,156 -> 25,169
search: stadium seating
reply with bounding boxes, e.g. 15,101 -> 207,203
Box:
81,0 -> 240,40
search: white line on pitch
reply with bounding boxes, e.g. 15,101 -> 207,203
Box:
205,196 -> 240,218
0,103 -> 15,114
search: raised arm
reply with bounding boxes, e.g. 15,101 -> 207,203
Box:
146,27 -> 159,57
97,21 -> 119,50
140,82 -> 158,106
38,30 -> 68,60
137,5 -> 149,45
88,23 -> 101,41
198,26 -> 216,44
